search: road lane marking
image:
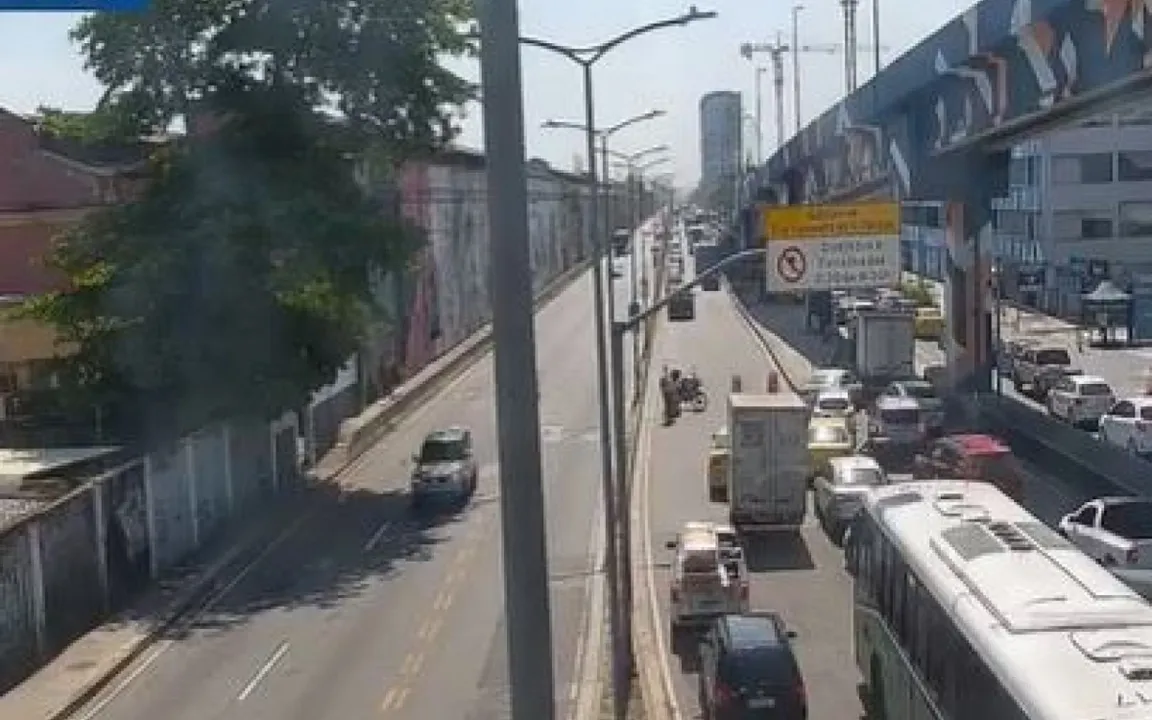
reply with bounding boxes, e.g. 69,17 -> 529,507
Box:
417,617 -> 442,641
400,652 -> 419,676
363,520 -> 392,552
392,687 -> 410,711
75,509 -> 318,718
639,359 -> 683,719
433,589 -> 453,612
380,688 -> 399,712
237,641 -> 290,701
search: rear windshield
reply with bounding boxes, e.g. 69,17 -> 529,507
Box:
844,468 -> 884,486
1079,382 -> 1112,396
818,397 -> 851,412
419,439 -> 465,462
719,648 -> 798,687
1035,349 -> 1071,365
880,408 -> 920,425
810,426 -> 849,444
901,384 -> 937,400
1101,502 -> 1152,539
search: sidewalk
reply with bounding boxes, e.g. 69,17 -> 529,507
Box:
906,272 -> 1152,398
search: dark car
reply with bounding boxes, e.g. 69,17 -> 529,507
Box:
698,613 -> 806,720
410,427 -> 478,508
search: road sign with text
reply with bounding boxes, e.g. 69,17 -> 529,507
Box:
761,202 -> 900,292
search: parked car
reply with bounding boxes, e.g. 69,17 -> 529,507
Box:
1059,497 -> 1152,570
812,455 -> 886,542
1098,397 -> 1152,457
697,613 -> 806,720
1046,374 -> 1115,428
410,427 -> 478,508
1012,345 -> 1078,400
912,433 -> 1024,501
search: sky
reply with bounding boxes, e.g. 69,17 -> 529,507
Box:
0,0 -> 975,188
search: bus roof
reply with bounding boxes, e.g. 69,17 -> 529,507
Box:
862,481 -> 1152,720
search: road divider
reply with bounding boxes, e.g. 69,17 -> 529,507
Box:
316,259 -> 593,480
725,279 -> 809,392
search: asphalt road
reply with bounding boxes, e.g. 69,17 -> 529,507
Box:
636,284 -> 1104,720
68,256 -> 639,720
637,282 -> 864,720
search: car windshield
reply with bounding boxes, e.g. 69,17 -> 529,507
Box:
1102,502 -> 1152,539
419,438 -> 465,463
810,426 -> 849,444
1079,382 -> 1112,396
841,467 -> 883,486
880,408 -> 919,425
1035,349 -> 1071,365
900,383 -> 937,400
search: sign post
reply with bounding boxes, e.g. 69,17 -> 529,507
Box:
762,202 -> 901,292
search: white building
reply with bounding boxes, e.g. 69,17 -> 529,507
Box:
699,91 -> 743,199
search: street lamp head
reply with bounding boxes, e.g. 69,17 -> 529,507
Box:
642,109 -> 666,120
683,6 -> 719,23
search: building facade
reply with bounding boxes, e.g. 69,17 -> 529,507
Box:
992,110 -> 1152,315
699,91 -> 743,203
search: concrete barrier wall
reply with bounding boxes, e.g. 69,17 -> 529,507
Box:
0,416 -> 296,694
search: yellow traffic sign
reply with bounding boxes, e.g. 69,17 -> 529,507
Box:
762,202 -> 899,241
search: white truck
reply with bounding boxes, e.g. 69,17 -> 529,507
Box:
667,521 -> 748,633
727,393 -> 809,532
852,310 -> 915,398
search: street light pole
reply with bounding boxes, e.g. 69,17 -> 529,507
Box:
754,66 -> 765,163
475,0 -> 554,717
872,0 -> 881,76
792,4 -> 803,135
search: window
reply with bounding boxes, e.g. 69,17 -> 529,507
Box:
1052,153 -> 1113,184
1119,151 -> 1152,181
1120,202 -> 1152,237
1054,209 -> 1114,240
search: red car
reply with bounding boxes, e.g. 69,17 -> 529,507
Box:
912,433 -> 1025,501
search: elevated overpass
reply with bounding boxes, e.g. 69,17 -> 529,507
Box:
753,0 -> 1152,385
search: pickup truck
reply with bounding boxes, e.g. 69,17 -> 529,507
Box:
1011,345 -> 1079,400
667,521 -> 748,635
1059,497 -> 1152,574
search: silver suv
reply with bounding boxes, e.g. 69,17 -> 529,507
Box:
410,427 -> 478,508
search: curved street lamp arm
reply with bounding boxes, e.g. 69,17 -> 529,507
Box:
519,35 -> 581,64
542,119 -> 591,133
605,109 -> 665,138
590,10 -> 718,63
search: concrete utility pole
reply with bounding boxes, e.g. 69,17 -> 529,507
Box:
476,0 -> 554,717
842,0 -> 859,92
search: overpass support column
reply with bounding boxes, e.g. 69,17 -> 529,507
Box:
929,151 -> 1008,394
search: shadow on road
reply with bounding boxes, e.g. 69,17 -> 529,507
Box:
744,533 -> 815,573
671,626 -> 703,674
148,480 -> 466,639
728,284 -> 843,371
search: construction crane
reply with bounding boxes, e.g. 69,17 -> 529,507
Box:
740,35 -> 887,150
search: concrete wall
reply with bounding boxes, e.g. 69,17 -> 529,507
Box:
0,412 -> 299,694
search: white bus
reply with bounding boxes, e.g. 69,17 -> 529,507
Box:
844,480 -> 1152,720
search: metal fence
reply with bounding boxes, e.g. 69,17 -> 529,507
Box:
0,412 -> 299,694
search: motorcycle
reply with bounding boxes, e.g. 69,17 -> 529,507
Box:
677,372 -> 708,412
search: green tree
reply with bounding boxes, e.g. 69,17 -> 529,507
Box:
27,1 -> 474,439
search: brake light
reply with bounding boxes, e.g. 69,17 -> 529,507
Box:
713,680 -> 737,708
1128,546 -> 1141,565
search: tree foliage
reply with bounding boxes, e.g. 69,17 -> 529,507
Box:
27,0 -> 475,439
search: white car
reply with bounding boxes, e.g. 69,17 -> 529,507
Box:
666,521 -> 748,632
812,455 -> 886,542
1098,397 -> 1152,456
800,368 -> 860,405
1046,374 -> 1114,427
1059,497 -> 1152,570
812,389 -> 854,418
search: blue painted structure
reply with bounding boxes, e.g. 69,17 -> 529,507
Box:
759,0 -> 1152,204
